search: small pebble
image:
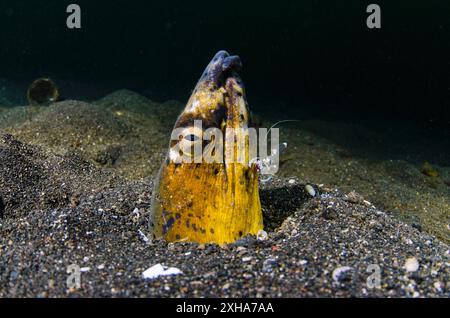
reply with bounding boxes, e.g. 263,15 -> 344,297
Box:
9,271 -> 18,281
433,281 -> 443,292
346,190 -> 364,204
262,258 -> 277,272
322,208 -> 338,220
404,257 -> 420,272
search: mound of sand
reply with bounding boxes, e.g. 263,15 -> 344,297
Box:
10,100 -> 130,156
95,89 -> 183,129
2,96 -> 176,180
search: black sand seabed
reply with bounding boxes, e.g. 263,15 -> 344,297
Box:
0,132 -> 448,297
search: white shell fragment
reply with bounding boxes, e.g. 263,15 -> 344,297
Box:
142,264 -> 183,280
404,257 -> 420,272
305,184 -> 316,197
256,229 -> 268,241
138,229 -> 150,243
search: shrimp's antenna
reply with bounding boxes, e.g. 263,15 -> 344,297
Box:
266,119 -> 301,138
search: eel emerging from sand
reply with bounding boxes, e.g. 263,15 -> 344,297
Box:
150,51 -> 263,244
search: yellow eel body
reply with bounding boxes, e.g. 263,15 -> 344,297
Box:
150,51 -> 263,244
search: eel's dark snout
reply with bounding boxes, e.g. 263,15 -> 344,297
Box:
222,56 -> 242,74
199,51 -> 242,88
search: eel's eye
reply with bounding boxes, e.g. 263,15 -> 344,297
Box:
185,134 -> 200,142
178,126 -> 203,159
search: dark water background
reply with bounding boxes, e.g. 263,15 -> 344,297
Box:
0,0 -> 449,129
0,1 -> 449,244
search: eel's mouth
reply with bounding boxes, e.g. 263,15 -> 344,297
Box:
196,50 -> 243,90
